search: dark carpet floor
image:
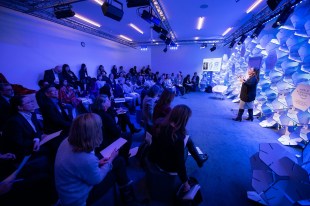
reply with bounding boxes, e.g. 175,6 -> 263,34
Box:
101,91 -> 302,206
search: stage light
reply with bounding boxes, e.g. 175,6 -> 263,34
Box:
152,25 -> 168,35
251,23 -> 265,39
228,39 -> 236,48
101,0 -> 124,21
210,44 -> 216,52
54,4 -> 75,19
141,10 -> 161,26
163,45 -> 168,53
237,34 -> 247,45
127,0 -> 150,8
272,5 -> 294,28
159,34 -> 172,45
267,0 -> 283,11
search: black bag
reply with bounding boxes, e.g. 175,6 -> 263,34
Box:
135,140 -> 151,168
205,85 -> 212,93
175,177 -> 203,206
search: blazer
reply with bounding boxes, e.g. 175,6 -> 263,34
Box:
43,69 -> 63,86
40,98 -> 72,134
2,113 -> 42,161
0,95 -> 12,131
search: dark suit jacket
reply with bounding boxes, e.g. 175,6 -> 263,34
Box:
1,113 -> 42,161
0,95 -> 12,131
43,69 -> 63,86
40,98 -> 72,134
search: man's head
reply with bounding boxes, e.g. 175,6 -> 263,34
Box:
45,85 -> 58,99
0,83 -> 14,98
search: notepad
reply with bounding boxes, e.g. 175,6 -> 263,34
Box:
40,130 -> 62,146
2,155 -> 31,184
100,137 -> 127,158
183,184 -> 201,200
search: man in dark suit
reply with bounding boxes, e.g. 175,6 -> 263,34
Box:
43,65 -> 63,89
2,95 -> 42,162
0,83 -> 14,133
40,85 -> 72,134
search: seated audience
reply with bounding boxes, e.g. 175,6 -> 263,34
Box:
0,83 -> 14,133
191,72 -> 200,92
62,64 -> 79,89
153,88 -> 175,123
97,65 -> 107,77
59,79 -> 81,108
148,105 -> 208,194
43,65 -> 63,89
174,73 -> 185,96
183,74 -> 193,93
142,85 -> 160,133
40,85 -> 72,134
55,113 -> 140,206
35,80 -> 49,109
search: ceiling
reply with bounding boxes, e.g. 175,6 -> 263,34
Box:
0,0 -> 292,48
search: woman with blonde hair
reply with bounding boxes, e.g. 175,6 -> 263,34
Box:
55,113 -> 139,206
149,104 -> 207,193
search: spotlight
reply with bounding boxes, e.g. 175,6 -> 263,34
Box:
159,34 -> 172,45
210,44 -> 216,52
54,4 -> 75,19
228,39 -> 236,48
272,5 -> 294,28
152,25 -> 168,35
250,23 -> 265,39
101,0 -> 124,22
141,10 -> 161,26
200,43 -> 207,49
237,34 -> 247,45
163,45 -> 168,53
127,0 -> 150,8
267,0 -> 283,11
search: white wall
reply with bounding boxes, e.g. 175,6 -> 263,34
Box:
0,7 -> 151,90
150,44 -> 230,77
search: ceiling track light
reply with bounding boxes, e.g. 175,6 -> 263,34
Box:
210,44 -> 216,52
237,34 -> 247,45
152,25 -> 168,35
141,9 -> 161,26
101,0 -> 124,21
228,39 -> 236,48
163,45 -> 168,53
251,23 -> 265,39
272,5 -> 294,28
54,4 -> 75,19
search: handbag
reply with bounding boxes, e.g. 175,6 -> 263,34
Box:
175,177 -> 203,206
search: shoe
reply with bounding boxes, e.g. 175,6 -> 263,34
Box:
232,117 -> 241,122
197,154 -> 208,168
131,128 -> 141,134
245,117 -> 253,121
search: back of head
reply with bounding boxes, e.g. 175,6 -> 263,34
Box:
91,94 -> 109,113
167,104 -> 191,131
147,85 -> 160,98
157,88 -> 175,107
68,113 -> 103,152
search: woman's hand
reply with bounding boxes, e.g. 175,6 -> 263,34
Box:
0,153 -> 16,160
182,181 -> 191,192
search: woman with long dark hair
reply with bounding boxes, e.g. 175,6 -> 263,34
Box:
148,105 -> 207,193
233,67 -> 260,121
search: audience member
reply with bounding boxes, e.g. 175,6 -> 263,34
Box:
97,65 -> 107,77
43,65 -> 63,89
142,85 -> 160,133
91,95 -> 133,161
0,83 -> 14,133
191,72 -> 200,92
40,85 -> 72,134
153,88 -> 175,123
62,64 -> 79,89
55,113 -> 140,206
148,105 -> 207,193
35,80 -> 49,109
